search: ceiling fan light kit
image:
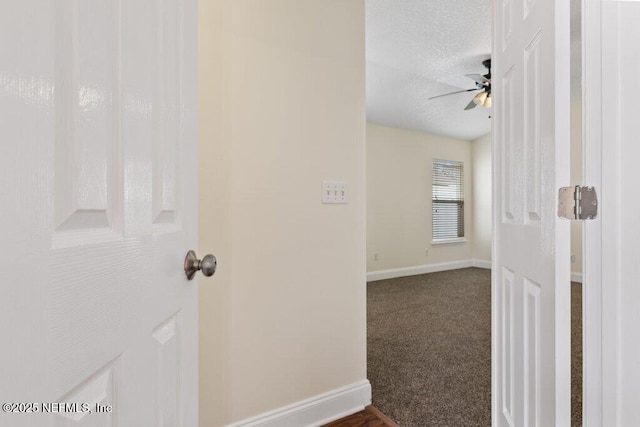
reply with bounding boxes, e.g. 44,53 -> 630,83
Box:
429,58 -> 492,111
473,91 -> 488,106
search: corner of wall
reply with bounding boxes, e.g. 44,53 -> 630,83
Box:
470,132 -> 493,265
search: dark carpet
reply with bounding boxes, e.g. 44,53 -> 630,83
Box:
571,281 -> 582,427
367,268 -> 582,427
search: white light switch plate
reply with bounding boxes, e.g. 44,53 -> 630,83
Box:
322,181 -> 348,204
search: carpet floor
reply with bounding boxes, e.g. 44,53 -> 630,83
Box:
367,267 -> 582,427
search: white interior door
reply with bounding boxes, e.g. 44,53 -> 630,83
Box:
493,0 -> 571,425
0,1 -> 198,426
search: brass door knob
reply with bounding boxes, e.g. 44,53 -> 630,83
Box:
184,250 -> 217,280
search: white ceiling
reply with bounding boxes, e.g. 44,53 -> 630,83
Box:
366,0 -> 582,142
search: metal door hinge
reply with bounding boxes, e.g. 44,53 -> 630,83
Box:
558,186 -> 597,220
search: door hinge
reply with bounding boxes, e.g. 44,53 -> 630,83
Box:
558,186 -> 598,220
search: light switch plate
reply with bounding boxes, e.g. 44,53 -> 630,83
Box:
322,181 -> 348,204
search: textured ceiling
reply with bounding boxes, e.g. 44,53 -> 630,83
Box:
366,0 -> 582,142
366,0 -> 492,141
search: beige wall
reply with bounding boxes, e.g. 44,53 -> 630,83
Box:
198,1 -> 367,425
366,123 -> 473,272
471,133 -> 492,262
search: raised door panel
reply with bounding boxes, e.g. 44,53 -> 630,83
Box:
524,31 -> 542,224
523,278 -> 541,427
501,267 -> 516,427
53,362 -> 118,427
53,0 -> 122,248
502,0 -> 513,52
152,313 -> 182,427
153,0 -> 182,233
501,65 -> 518,223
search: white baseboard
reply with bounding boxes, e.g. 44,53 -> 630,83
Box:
472,259 -> 492,269
367,260 -> 475,282
227,380 -> 371,427
571,272 -> 583,283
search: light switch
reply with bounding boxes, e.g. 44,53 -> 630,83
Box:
322,181 -> 348,204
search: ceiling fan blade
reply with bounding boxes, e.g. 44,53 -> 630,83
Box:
465,74 -> 490,85
428,88 -> 479,100
464,99 -> 478,110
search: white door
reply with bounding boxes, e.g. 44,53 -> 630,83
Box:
493,0 -> 571,425
0,1 -> 199,426
583,1 -> 640,425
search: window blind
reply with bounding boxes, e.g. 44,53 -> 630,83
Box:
432,159 -> 464,240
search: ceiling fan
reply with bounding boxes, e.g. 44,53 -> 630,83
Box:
429,59 -> 492,110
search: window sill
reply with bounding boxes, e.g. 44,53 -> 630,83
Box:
431,238 -> 467,245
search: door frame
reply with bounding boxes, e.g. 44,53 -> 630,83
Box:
582,0 -> 601,424
583,0 -> 613,425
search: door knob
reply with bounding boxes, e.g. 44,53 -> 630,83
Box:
184,250 -> 217,280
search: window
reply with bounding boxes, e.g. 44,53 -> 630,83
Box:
432,159 -> 464,241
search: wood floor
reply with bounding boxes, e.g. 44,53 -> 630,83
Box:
323,406 -> 399,427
